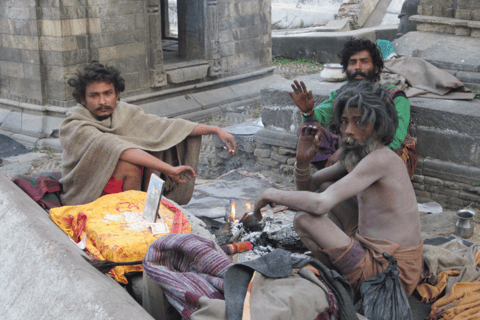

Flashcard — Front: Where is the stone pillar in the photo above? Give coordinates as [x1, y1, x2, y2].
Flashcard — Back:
[146, 0, 167, 87]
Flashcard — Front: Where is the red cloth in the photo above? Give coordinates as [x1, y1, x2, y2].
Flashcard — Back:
[101, 176, 124, 196]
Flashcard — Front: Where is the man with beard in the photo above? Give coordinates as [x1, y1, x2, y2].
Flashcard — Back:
[289, 39, 416, 178]
[253, 81, 423, 297]
[60, 61, 236, 206]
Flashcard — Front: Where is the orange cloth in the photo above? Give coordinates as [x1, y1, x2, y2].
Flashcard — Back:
[429, 281, 480, 320]
[50, 190, 191, 283]
[323, 233, 423, 297]
[417, 251, 480, 305]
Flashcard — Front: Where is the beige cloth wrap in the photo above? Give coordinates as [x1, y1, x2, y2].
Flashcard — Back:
[59, 101, 200, 206]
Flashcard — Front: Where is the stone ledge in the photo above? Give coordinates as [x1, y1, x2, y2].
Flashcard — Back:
[419, 158, 480, 189]
[254, 129, 297, 149]
[410, 15, 480, 37]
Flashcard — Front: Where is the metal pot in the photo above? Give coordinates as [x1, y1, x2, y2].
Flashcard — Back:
[454, 209, 476, 239]
[320, 63, 346, 82]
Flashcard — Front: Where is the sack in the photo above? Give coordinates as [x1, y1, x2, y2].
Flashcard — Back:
[354, 252, 413, 320]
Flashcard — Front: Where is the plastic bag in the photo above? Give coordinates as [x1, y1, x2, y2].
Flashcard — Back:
[354, 252, 413, 320]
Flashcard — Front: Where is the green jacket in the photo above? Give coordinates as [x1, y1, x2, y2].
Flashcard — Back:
[302, 84, 410, 151]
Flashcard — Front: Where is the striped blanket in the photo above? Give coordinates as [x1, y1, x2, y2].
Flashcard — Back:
[143, 234, 234, 319]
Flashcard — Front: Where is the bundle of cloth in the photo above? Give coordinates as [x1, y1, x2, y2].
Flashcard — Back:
[143, 234, 367, 320]
[416, 238, 480, 320]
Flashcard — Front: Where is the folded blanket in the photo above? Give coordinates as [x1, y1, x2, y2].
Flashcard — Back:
[50, 190, 191, 283]
[13, 172, 62, 209]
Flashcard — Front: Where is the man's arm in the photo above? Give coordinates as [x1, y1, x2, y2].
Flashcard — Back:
[387, 95, 410, 151]
[119, 148, 195, 183]
[254, 149, 389, 220]
[189, 124, 237, 153]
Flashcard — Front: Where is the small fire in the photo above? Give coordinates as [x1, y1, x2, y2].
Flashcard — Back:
[245, 202, 251, 211]
[230, 201, 239, 223]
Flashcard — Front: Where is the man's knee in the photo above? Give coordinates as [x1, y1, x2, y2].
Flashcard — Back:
[293, 211, 324, 234]
[113, 160, 142, 180]
[319, 181, 333, 192]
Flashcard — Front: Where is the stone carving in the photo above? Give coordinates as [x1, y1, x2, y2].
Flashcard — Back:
[397, 0, 420, 37]
[152, 70, 167, 87]
[208, 60, 223, 77]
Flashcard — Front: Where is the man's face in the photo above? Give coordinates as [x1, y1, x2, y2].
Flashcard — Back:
[338, 106, 378, 168]
[346, 50, 378, 82]
[81, 81, 119, 120]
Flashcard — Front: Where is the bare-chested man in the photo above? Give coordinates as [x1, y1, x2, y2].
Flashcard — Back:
[254, 81, 423, 296]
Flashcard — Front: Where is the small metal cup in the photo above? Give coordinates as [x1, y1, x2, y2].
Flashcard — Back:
[454, 209, 476, 239]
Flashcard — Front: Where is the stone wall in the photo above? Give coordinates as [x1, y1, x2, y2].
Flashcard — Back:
[0, 0, 273, 147]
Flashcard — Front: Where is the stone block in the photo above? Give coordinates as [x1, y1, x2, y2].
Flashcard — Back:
[112, 29, 145, 46]
[219, 14, 260, 30]
[1, 111, 22, 132]
[457, 0, 480, 10]
[166, 65, 209, 84]
[257, 157, 280, 168]
[472, 29, 480, 37]
[89, 33, 114, 48]
[254, 163, 270, 172]
[63, 49, 88, 66]
[1, 35, 39, 50]
[0, 48, 20, 63]
[219, 41, 235, 56]
[235, 38, 264, 55]
[412, 182, 425, 190]
[287, 157, 296, 165]
[46, 65, 65, 82]
[0, 109, 12, 124]
[20, 113, 45, 138]
[415, 190, 431, 198]
[60, 5, 88, 20]
[425, 177, 443, 186]
[456, 9, 472, 20]
[0, 61, 24, 78]
[39, 6, 61, 20]
[40, 36, 77, 52]
[432, 6, 444, 17]
[270, 152, 288, 163]
[233, 1, 261, 17]
[97, 42, 145, 61]
[456, 27, 471, 36]
[39, 0, 60, 6]
[118, 1, 144, 15]
[231, 24, 264, 41]
[8, 78, 42, 101]
[135, 13, 145, 29]
[254, 148, 270, 158]
[42, 20, 62, 37]
[458, 192, 480, 201]
[23, 64, 41, 81]
[278, 148, 296, 156]
[21, 50, 40, 64]
[12, 19, 38, 36]
[101, 14, 135, 33]
[7, 7, 36, 20]
[42, 50, 64, 66]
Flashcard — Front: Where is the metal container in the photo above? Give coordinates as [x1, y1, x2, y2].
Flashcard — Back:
[320, 63, 346, 82]
[454, 209, 476, 239]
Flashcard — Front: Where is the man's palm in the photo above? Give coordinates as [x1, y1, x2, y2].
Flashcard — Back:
[289, 80, 314, 114]
[297, 125, 322, 163]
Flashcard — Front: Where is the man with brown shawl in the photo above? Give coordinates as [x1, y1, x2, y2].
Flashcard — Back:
[254, 81, 423, 297]
[60, 61, 236, 206]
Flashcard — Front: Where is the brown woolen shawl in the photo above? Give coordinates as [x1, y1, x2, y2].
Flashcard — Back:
[59, 101, 199, 206]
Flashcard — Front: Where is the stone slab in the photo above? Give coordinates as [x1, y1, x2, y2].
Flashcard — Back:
[421, 159, 480, 186]
[272, 26, 398, 63]
[229, 74, 285, 100]
[0, 174, 156, 319]
[393, 31, 480, 72]
[140, 95, 203, 118]
[2, 152, 48, 166]
[0, 134, 30, 163]
[192, 86, 240, 110]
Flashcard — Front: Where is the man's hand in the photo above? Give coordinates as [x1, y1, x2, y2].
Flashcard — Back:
[216, 128, 237, 154]
[325, 148, 343, 168]
[289, 80, 314, 114]
[253, 189, 275, 221]
[168, 165, 196, 183]
[297, 124, 327, 163]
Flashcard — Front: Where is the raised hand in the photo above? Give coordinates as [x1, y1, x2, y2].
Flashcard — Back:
[168, 165, 196, 183]
[296, 124, 323, 164]
[289, 80, 314, 114]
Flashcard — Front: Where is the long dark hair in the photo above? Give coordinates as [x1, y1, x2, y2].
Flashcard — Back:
[68, 61, 125, 104]
[333, 81, 398, 146]
[338, 39, 384, 81]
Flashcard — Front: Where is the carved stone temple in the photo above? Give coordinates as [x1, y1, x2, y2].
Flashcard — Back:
[0, 0, 273, 148]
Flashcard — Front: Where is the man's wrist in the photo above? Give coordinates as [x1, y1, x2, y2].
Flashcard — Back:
[302, 109, 314, 117]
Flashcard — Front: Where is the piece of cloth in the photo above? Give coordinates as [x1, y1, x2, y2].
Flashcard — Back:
[381, 56, 475, 100]
[143, 234, 233, 320]
[224, 249, 360, 320]
[12, 172, 63, 209]
[429, 281, 480, 320]
[220, 241, 252, 255]
[416, 240, 480, 303]
[322, 233, 424, 297]
[101, 176, 124, 196]
[59, 101, 200, 206]
[394, 133, 418, 179]
[50, 190, 191, 283]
